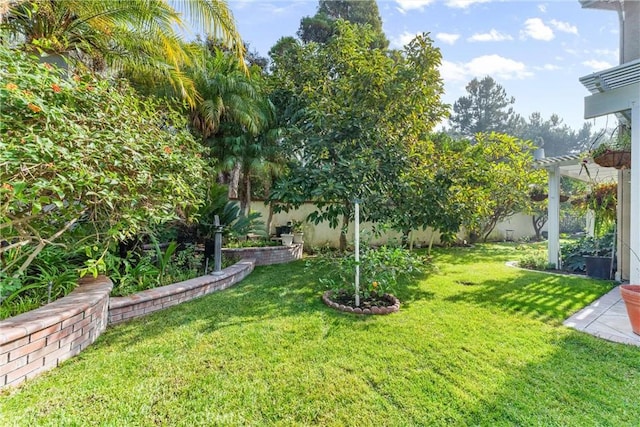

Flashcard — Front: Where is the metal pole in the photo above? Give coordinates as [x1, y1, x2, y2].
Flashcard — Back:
[213, 215, 223, 273]
[354, 200, 360, 307]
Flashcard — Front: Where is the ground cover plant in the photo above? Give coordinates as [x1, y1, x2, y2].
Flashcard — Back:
[2, 244, 637, 425]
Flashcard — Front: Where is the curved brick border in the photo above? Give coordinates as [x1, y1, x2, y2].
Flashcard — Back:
[0, 275, 113, 389]
[321, 290, 400, 315]
[108, 258, 255, 325]
[222, 243, 302, 266]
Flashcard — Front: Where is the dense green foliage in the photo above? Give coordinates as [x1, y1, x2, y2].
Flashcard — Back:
[189, 40, 282, 216]
[1, 245, 634, 425]
[449, 76, 521, 138]
[298, 0, 388, 48]
[314, 245, 426, 299]
[519, 112, 593, 157]
[463, 133, 546, 241]
[270, 21, 447, 249]
[1, 0, 244, 105]
[0, 46, 207, 293]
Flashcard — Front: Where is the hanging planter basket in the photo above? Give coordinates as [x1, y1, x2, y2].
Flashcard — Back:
[559, 195, 570, 203]
[530, 193, 548, 202]
[592, 150, 631, 169]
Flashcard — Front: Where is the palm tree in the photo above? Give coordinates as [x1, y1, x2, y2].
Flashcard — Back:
[1, 0, 244, 106]
[189, 46, 277, 206]
[190, 48, 266, 142]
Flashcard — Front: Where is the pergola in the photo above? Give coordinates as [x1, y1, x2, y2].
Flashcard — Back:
[573, 0, 640, 283]
[533, 155, 618, 272]
[535, 62, 639, 281]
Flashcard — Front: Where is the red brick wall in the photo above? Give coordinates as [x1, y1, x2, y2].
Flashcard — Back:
[0, 256, 266, 390]
[222, 243, 302, 266]
[0, 276, 112, 389]
[108, 258, 255, 325]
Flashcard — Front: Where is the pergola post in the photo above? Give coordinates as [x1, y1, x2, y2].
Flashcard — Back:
[548, 165, 561, 268]
[630, 101, 640, 283]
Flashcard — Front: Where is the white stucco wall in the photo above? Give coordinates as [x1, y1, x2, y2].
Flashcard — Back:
[247, 200, 543, 248]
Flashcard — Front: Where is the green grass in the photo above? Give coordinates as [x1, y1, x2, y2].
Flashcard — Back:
[2, 243, 639, 426]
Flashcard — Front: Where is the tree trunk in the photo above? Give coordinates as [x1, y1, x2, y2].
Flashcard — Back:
[428, 232, 436, 255]
[228, 164, 240, 199]
[482, 218, 499, 242]
[240, 168, 251, 218]
[532, 214, 548, 241]
[265, 175, 274, 235]
[340, 213, 349, 252]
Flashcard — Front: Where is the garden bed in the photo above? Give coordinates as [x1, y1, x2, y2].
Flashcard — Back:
[222, 243, 303, 266]
[109, 259, 255, 324]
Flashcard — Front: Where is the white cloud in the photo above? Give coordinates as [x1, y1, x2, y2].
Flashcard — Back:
[440, 60, 469, 82]
[521, 18, 555, 41]
[467, 29, 513, 42]
[440, 54, 533, 82]
[564, 48, 579, 56]
[593, 48, 619, 59]
[445, 0, 493, 8]
[436, 32, 461, 45]
[395, 0, 434, 13]
[582, 59, 613, 71]
[538, 4, 547, 13]
[534, 64, 561, 71]
[390, 31, 421, 48]
[550, 19, 578, 35]
[396, 0, 491, 12]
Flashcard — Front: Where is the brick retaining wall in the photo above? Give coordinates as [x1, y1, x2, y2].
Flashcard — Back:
[0, 275, 112, 389]
[0, 257, 260, 390]
[222, 243, 302, 266]
[108, 258, 255, 325]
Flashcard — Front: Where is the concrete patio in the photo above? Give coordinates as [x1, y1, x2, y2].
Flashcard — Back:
[564, 285, 640, 347]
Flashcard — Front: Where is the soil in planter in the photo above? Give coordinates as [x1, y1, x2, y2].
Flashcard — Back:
[330, 289, 395, 309]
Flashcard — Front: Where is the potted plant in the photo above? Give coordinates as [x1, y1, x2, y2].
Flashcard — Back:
[620, 285, 640, 335]
[529, 184, 548, 202]
[291, 220, 304, 244]
[582, 182, 617, 279]
[591, 127, 631, 169]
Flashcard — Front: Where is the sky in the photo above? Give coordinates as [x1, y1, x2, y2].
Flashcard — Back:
[225, 0, 622, 131]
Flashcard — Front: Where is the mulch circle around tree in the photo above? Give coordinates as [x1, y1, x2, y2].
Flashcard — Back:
[322, 290, 400, 315]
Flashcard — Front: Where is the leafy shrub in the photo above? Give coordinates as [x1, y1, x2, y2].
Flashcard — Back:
[519, 251, 554, 271]
[0, 45, 208, 280]
[315, 246, 426, 299]
[191, 183, 266, 243]
[0, 246, 85, 319]
[109, 243, 204, 297]
[224, 239, 280, 248]
[560, 231, 615, 273]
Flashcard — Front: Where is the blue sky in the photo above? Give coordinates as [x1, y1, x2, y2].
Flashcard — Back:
[226, 0, 621, 131]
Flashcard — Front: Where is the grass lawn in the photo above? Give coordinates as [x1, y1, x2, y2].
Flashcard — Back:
[2, 244, 639, 426]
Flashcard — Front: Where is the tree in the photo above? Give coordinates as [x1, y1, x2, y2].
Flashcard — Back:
[519, 112, 593, 157]
[449, 76, 522, 138]
[385, 133, 472, 250]
[298, 0, 388, 48]
[458, 133, 546, 242]
[1, 0, 244, 106]
[269, 21, 447, 250]
[0, 46, 207, 279]
[189, 43, 281, 215]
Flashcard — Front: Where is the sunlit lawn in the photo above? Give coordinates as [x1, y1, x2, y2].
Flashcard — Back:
[1, 243, 639, 426]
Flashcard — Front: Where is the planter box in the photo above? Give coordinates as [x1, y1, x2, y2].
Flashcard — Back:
[584, 255, 613, 280]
